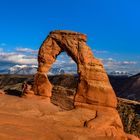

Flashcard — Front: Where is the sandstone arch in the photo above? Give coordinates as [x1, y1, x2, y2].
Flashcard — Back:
[34, 30, 117, 108]
[24, 30, 140, 139]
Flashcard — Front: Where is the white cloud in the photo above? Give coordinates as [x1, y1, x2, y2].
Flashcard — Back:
[102, 58, 137, 66]
[0, 52, 37, 65]
[0, 46, 139, 75]
[101, 58, 138, 74]
[16, 47, 38, 54]
[122, 61, 137, 65]
[107, 58, 114, 61]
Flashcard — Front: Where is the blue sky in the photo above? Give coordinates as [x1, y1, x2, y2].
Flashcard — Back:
[0, 0, 140, 74]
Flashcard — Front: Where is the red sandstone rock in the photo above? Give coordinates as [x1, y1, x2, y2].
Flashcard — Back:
[0, 90, 5, 95]
[22, 82, 34, 96]
[33, 30, 138, 140]
[126, 134, 140, 140]
[34, 72, 52, 97]
[34, 30, 117, 108]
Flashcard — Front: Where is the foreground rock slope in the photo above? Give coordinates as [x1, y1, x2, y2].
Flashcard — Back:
[0, 74, 139, 139]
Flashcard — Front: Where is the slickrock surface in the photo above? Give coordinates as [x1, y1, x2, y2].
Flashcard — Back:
[0, 75, 139, 140]
[0, 94, 136, 140]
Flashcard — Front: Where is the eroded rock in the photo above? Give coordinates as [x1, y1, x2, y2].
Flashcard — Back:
[34, 30, 117, 108]
[33, 30, 139, 140]
[0, 89, 5, 95]
[22, 82, 34, 96]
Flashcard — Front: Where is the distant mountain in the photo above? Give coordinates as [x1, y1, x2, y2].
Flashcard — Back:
[109, 71, 132, 77]
[5, 65, 140, 102]
[49, 68, 65, 75]
[8, 65, 37, 75]
[119, 73, 140, 101]
[7, 65, 69, 75]
[109, 73, 140, 102]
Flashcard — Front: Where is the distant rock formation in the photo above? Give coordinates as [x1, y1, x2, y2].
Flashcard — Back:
[33, 30, 138, 140]
[110, 73, 140, 102]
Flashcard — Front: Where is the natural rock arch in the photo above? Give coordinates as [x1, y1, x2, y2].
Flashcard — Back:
[34, 30, 117, 108]
[24, 30, 140, 140]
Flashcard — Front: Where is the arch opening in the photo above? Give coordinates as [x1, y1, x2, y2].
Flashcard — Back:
[48, 52, 78, 110]
[49, 52, 77, 75]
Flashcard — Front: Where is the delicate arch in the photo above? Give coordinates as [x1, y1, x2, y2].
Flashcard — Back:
[34, 30, 117, 108]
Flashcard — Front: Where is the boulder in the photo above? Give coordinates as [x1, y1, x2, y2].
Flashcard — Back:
[0, 89, 5, 95]
[22, 82, 34, 96]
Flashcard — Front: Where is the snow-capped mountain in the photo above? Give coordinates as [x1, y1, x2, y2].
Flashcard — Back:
[48, 67, 65, 75]
[109, 71, 132, 76]
[8, 65, 70, 75]
[8, 65, 37, 75]
[6, 63, 77, 75]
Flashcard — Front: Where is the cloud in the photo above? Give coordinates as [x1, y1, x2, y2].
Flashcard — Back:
[0, 46, 139, 75]
[0, 47, 38, 73]
[52, 52, 77, 72]
[16, 47, 38, 54]
[101, 58, 138, 74]
[102, 58, 137, 65]
[0, 52, 37, 65]
[121, 61, 137, 65]
[0, 48, 75, 70]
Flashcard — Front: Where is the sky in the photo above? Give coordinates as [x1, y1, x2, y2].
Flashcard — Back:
[0, 0, 140, 74]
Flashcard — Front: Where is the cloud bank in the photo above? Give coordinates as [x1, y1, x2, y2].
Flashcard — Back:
[0, 47, 139, 74]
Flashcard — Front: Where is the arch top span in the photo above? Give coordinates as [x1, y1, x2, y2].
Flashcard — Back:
[50, 30, 86, 35]
[49, 30, 87, 44]
[34, 30, 117, 108]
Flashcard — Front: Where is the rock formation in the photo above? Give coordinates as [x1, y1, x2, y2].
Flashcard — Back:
[33, 30, 139, 140]
[22, 82, 34, 96]
[0, 89, 5, 95]
[34, 30, 117, 108]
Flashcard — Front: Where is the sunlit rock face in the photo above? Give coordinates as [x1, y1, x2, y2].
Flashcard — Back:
[32, 30, 139, 140]
[34, 30, 117, 108]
